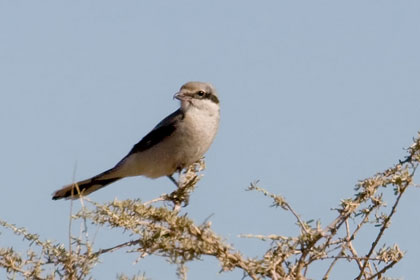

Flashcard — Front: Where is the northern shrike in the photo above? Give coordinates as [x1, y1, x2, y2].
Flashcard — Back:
[52, 81, 220, 200]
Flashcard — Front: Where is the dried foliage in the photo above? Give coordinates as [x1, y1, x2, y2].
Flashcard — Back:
[1, 133, 420, 279]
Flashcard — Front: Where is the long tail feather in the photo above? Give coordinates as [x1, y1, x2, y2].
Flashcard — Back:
[52, 171, 121, 200]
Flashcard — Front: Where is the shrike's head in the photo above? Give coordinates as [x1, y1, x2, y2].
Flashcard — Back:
[174, 82, 219, 112]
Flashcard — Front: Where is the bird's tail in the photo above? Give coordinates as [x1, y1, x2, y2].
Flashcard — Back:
[52, 169, 121, 200]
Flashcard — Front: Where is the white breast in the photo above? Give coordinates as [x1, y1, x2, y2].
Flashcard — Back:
[176, 101, 220, 166]
[115, 99, 220, 179]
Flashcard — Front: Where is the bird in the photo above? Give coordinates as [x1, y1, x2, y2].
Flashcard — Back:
[52, 81, 220, 200]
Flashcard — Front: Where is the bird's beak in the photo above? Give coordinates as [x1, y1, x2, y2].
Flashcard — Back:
[174, 91, 187, 101]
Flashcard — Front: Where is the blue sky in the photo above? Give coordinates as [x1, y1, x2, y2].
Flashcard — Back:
[1, 1, 420, 279]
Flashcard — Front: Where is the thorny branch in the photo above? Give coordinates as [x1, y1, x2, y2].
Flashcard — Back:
[0, 133, 420, 279]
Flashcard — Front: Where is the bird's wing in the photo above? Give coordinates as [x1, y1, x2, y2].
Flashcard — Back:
[127, 109, 185, 154]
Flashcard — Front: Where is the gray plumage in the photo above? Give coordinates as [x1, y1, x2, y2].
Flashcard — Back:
[52, 81, 220, 200]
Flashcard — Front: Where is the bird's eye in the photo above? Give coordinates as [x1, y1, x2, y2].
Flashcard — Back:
[197, 91, 205, 97]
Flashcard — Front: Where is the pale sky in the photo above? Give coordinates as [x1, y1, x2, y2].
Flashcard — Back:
[1, 1, 420, 279]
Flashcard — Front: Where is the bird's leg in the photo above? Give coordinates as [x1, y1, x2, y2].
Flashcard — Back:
[177, 168, 182, 188]
[167, 175, 178, 187]
[167, 167, 183, 188]
[167, 170, 184, 211]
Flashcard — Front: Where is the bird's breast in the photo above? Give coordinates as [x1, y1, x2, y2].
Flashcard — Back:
[174, 107, 219, 165]
[120, 106, 220, 179]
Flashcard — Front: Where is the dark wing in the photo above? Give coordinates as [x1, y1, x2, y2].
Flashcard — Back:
[127, 109, 185, 154]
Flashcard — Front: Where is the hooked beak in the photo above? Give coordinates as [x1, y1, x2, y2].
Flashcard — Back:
[173, 91, 188, 101]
